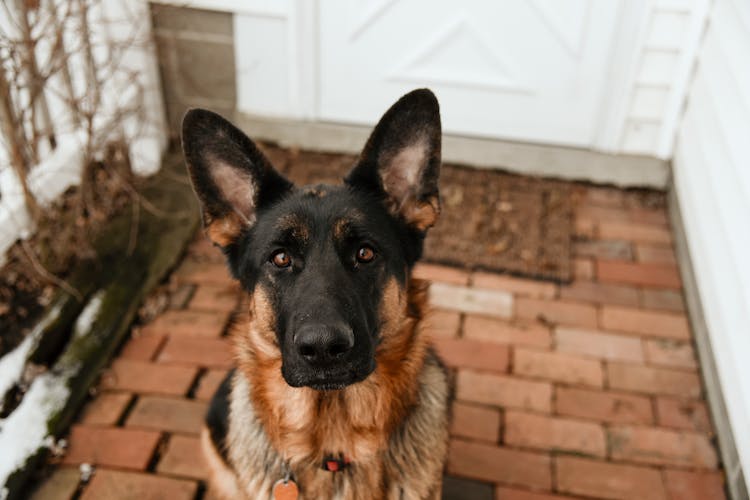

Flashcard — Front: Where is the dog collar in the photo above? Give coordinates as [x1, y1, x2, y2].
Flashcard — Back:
[321, 454, 351, 472]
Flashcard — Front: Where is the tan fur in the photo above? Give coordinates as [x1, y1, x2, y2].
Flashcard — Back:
[332, 218, 350, 241]
[303, 186, 329, 198]
[212, 276, 449, 499]
[206, 211, 247, 247]
[201, 426, 242, 499]
[403, 196, 440, 231]
[275, 214, 310, 243]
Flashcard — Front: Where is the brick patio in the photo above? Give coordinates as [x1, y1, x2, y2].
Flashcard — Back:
[30, 186, 726, 500]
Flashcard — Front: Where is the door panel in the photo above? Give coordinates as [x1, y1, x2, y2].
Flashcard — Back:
[318, 0, 622, 147]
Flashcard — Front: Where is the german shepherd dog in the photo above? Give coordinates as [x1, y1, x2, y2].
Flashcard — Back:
[181, 89, 450, 499]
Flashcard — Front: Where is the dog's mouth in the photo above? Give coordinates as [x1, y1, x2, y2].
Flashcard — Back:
[307, 381, 350, 391]
[282, 361, 375, 391]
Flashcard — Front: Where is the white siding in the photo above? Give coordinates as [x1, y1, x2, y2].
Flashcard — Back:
[618, 0, 710, 157]
[672, 0, 750, 496]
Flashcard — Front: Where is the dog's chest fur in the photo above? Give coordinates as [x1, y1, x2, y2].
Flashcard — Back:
[213, 351, 449, 500]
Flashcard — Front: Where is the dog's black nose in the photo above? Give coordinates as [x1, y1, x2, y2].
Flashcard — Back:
[295, 324, 354, 365]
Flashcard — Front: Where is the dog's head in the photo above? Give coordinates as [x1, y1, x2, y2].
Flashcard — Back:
[182, 89, 441, 390]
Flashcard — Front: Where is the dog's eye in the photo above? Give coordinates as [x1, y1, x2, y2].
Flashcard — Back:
[356, 245, 375, 264]
[271, 250, 292, 268]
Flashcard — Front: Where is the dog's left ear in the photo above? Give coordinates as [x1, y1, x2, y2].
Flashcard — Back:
[345, 88, 441, 232]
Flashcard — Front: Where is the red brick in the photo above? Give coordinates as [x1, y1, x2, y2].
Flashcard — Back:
[664, 470, 726, 500]
[504, 410, 606, 457]
[471, 272, 557, 299]
[413, 263, 470, 285]
[636, 243, 677, 265]
[640, 288, 685, 312]
[607, 363, 701, 397]
[556, 456, 667, 500]
[102, 359, 198, 396]
[463, 316, 551, 348]
[63, 426, 160, 470]
[555, 327, 644, 362]
[450, 402, 501, 442]
[142, 310, 229, 338]
[424, 309, 461, 338]
[456, 370, 551, 412]
[81, 469, 196, 500]
[515, 298, 598, 328]
[448, 439, 551, 489]
[80, 392, 132, 426]
[188, 284, 238, 312]
[514, 348, 603, 387]
[120, 334, 166, 361]
[195, 369, 229, 402]
[597, 260, 682, 289]
[656, 397, 712, 432]
[495, 487, 577, 500]
[559, 281, 639, 307]
[607, 426, 718, 468]
[556, 387, 653, 425]
[573, 258, 595, 280]
[157, 434, 208, 480]
[644, 339, 697, 369]
[434, 338, 509, 373]
[157, 336, 233, 369]
[127, 396, 207, 434]
[601, 306, 690, 340]
[573, 240, 634, 261]
[430, 283, 513, 318]
[598, 222, 672, 245]
[175, 260, 234, 286]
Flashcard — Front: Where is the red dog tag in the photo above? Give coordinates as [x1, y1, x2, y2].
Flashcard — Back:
[273, 478, 299, 500]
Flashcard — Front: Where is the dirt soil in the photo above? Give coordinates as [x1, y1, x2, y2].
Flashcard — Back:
[0, 150, 136, 357]
[262, 143, 575, 282]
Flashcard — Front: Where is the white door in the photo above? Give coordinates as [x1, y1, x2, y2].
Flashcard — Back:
[318, 0, 621, 147]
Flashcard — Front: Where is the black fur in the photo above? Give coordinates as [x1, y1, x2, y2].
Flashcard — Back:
[206, 369, 234, 463]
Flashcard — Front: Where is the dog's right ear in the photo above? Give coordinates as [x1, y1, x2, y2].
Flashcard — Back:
[182, 109, 293, 248]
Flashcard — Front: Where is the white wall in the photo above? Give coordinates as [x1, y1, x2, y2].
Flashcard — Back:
[672, 0, 750, 497]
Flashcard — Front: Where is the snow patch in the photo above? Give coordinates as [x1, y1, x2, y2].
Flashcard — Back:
[0, 336, 35, 409]
[0, 369, 71, 486]
[0, 302, 63, 410]
[73, 292, 104, 340]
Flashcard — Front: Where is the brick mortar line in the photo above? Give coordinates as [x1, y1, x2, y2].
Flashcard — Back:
[193, 481, 207, 500]
[186, 368, 207, 399]
[116, 394, 139, 427]
[146, 433, 171, 473]
[456, 312, 466, 339]
[150, 334, 169, 362]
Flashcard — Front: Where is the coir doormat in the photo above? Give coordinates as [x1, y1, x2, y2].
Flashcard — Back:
[264, 144, 573, 282]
